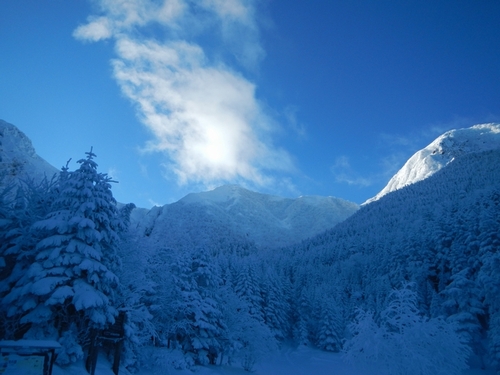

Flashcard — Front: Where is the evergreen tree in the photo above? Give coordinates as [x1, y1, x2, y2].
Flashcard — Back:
[260, 266, 290, 340]
[315, 296, 343, 352]
[478, 191, 500, 368]
[441, 267, 484, 344]
[487, 311, 500, 369]
[290, 275, 312, 346]
[217, 282, 276, 370]
[2, 149, 123, 361]
[114, 215, 159, 371]
[343, 284, 471, 375]
[0, 175, 57, 338]
[233, 262, 263, 322]
[168, 248, 226, 364]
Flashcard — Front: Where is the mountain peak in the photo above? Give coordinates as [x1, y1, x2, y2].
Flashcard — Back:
[138, 184, 359, 248]
[365, 123, 500, 204]
[0, 119, 58, 184]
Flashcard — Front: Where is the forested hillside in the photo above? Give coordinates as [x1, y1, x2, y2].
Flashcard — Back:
[117, 147, 500, 372]
[1, 124, 499, 374]
[283, 148, 500, 369]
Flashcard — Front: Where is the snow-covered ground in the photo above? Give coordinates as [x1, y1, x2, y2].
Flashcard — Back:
[53, 346, 495, 375]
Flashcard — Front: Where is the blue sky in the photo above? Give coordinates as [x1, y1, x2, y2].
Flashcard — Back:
[1, 0, 499, 208]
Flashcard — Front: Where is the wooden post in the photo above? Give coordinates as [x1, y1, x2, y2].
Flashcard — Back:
[112, 339, 123, 375]
[99, 311, 126, 375]
[85, 330, 99, 375]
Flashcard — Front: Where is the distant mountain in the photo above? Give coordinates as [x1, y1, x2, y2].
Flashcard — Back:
[365, 123, 500, 204]
[0, 119, 58, 185]
[0, 119, 359, 249]
[132, 184, 359, 249]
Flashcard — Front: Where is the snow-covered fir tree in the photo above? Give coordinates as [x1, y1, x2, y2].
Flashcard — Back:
[343, 284, 471, 375]
[1, 149, 125, 363]
[0, 175, 57, 339]
[260, 265, 290, 341]
[167, 247, 226, 365]
[315, 295, 343, 352]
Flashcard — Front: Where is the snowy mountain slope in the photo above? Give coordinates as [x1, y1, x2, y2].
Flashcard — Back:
[133, 185, 359, 249]
[364, 123, 500, 204]
[286, 148, 500, 366]
[0, 119, 58, 185]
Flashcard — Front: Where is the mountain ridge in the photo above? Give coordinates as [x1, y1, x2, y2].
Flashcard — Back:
[0, 119, 58, 185]
[364, 123, 500, 204]
[133, 184, 359, 249]
[4, 118, 500, 249]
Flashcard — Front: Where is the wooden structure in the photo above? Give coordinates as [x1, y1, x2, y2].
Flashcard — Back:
[0, 340, 61, 375]
[85, 311, 126, 375]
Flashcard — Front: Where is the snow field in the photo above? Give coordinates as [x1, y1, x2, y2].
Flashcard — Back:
[53, 345, 496, 375]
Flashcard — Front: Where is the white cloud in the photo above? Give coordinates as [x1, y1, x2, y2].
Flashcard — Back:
[107, 167, 119, 181]
[332, 155, 350, 169]
[74, 0, 292, 191]
[379, 133, 414, 147]
[76, 0, 185, 33]
[203, 0, 249, 20]
[73, 16, 112, 41]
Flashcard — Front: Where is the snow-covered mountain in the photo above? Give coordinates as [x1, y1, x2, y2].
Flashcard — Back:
[364, 123, 500, 204]
[133, 184, 359, 249]
[0, 119, 58, 185]
[285, 146, 500, 365]
[0, 119, 358, 249]
[3, 118, 500, 372]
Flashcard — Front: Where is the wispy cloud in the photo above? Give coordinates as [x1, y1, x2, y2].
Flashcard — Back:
[107, 166, 119, 181]
[378, 152, 406, 180]
[74, 0, 291, 190]
[378, 133, 414, 148]
[283, 106, 307, 139]
[331, 156, 372, 187]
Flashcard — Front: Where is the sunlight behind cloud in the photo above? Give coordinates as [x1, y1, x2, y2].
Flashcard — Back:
[74, 0, 292, 190]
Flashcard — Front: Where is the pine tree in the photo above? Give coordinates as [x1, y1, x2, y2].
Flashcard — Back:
[343, 284, 471, 375]
[477, 191, 500, 368]
[233, 262, 263, 322]
[2, 149, 123, 360]
[168, 247, 226, 364]
[315, 295, 343, 352]
[260, 266, 290, 340]
[0, 175, 57, 338]
[487, 311, 500, 369]
[441, 268, 484, 344]
[290, 274, 313, 346]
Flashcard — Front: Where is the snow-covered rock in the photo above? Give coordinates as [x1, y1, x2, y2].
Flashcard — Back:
[133, 185, 359, 249]
[364, 123, 500, 204]
[0, 119, 58, 185]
